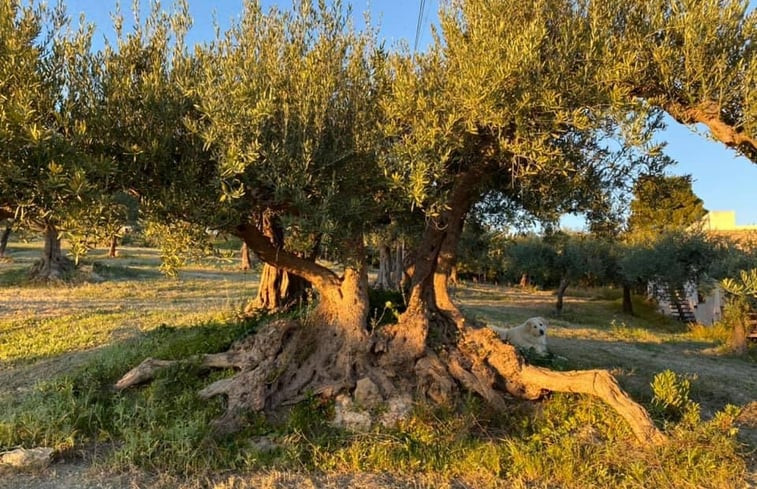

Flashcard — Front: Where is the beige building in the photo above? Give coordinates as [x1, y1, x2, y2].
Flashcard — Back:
[699, 210, 757, 232]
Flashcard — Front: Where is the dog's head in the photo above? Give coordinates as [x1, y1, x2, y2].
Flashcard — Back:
[525, 317, 548, 337]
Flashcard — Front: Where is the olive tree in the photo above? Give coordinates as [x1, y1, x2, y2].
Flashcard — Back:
[116, 0, 755, 445]
[0, 1, 116, 279]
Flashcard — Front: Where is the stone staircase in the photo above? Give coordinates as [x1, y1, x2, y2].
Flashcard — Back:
[658, 287, 697, 323]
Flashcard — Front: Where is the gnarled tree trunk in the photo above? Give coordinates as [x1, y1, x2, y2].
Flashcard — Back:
[117, 182, 665, 445]
[29, 224, 74, 281]
[245, 210, 310, 313]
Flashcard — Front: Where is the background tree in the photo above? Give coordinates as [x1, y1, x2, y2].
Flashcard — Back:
[721, 269, 757, 353]
[627, 174, 707, 241]
[0, 1, 113, 279]
[620, 231, 718, 321]
[616, 174, 709, 314]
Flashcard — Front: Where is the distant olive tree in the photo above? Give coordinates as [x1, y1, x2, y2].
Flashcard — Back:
[721, 269, 757, 353]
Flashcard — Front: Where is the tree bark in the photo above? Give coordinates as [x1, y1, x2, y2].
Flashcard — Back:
[460, 327, 666, 445]
[29, 224, 74, 281]
[108, 235, 118, 258]
[730, 319, 747, 354]
[556, 277, 569, 313]
[662, 99, 757, 163]
[0, 224, 10, 258]
[432, 202, 468, 329]
[391, 240, 405, 290]
[242, 211, 312, 313]
[728, 300, 749, 354]
[240, 242, 252, 270]
[375, 243, 393, 289]
[622, 284, 634, 315]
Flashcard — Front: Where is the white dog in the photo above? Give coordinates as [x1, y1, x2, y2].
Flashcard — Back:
[490, 317, 548, 355]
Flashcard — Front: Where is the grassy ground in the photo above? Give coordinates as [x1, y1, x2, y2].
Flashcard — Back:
[1, 239, 755, 488]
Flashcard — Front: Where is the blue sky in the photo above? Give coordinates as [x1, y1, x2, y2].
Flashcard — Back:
[63, 0, 757, 227]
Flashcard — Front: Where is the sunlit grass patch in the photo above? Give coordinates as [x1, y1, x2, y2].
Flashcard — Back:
[0, 318, 260, 460]
[687, 321, 731, 345]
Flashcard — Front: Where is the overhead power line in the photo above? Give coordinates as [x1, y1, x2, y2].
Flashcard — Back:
[414, 0, 426, 53]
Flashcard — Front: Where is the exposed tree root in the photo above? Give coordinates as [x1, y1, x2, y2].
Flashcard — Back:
[116, 318, 666, 444]
[458, 327, 666, 445]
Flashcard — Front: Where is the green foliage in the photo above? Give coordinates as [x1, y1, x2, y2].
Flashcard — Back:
[722, 268, 757, 301]
[143, 220, 215, 277]
[0, 1, 117, 239]
[621, 231, 718, 296]
[597, 0, 757, 161]
[650, 370, 700, 425]
[503, 233, 617, 303]
[628, 174, 707, 242]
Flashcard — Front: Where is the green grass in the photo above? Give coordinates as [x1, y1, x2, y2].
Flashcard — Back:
[0, 242, 754, 487]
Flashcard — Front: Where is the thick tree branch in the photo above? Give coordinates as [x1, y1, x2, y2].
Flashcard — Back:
[235, 222, 340, 293]
[662, 100, 757, 163]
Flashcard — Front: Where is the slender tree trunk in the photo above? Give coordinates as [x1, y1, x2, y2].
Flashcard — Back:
[432, 202, 468, 329]
[391, 240, 405, 290]
[375, 243, 393, 289]
[380, 167, 485, 369]
[556, 278, 569, 313]
[0, 224, 10, 258]
[240, 242, 252, 270]
[108, 235, 118, 258]
[622, 284, 634, 315]
[519, 273, 531, 288]
[29, 223, 74, 280]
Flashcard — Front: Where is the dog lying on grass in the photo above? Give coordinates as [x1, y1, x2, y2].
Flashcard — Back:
[489, 317, 548, 355]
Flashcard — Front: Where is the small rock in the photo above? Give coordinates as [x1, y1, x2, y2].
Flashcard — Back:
[332, 394, 372, 432]
[380, 394, 413, 428]
[250, 436, 279, 453]
[0, 447, 53, 471]
[353, 377, 382, 407]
